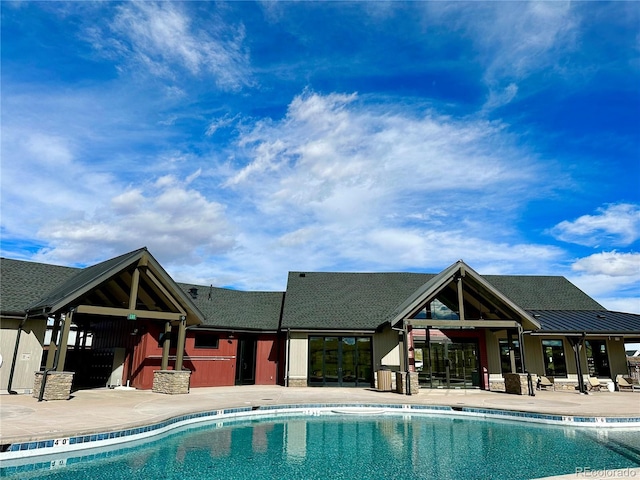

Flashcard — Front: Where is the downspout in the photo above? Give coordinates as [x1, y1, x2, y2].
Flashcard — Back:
[285, 328, 291, 387]
[7, 313, 29, 394]
[517, 324, 534, 396]
[404, 322, 411, 395]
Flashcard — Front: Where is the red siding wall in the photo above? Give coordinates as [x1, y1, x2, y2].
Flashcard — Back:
[126, 326, 282, 389]
[187, 335, 237, 388]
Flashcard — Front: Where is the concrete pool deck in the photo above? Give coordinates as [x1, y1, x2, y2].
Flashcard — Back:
[1, 386, 639, 445]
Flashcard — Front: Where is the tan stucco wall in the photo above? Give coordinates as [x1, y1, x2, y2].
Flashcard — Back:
[287, 332, 309, 385]
[486, 331, 502, 376]
[0, 318, 46, 394]
[373, 326, 401, 371]
[607, 337, 628, 378]
[523, 335, 544, 376]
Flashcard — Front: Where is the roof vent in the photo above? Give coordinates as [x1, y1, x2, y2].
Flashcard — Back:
[188, 287, 198, 299]
[596, 314, 606, 319]
[299, 273, 306, 277]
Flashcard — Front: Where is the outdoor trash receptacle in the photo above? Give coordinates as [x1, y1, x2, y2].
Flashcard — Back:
[377, 369, 392, 391]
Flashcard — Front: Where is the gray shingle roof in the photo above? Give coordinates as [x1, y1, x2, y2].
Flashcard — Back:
[1, 253, 621, 335]
[28, 248, 148, 312]
[529, 310, 640, 334]
[281, 272, 434, 330]
[485, 275, 605, 311]
[0, 258, 78, 316]
[178, 284, 283, 331]
[281, 271, 608, 330]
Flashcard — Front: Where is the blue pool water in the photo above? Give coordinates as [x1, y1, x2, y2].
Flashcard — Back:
[3, 413, 640, 479]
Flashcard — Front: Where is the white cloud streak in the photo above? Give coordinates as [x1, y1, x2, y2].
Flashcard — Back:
[424, 2, 580, 109]
[35, 174, 235, 266]
[87, 2, 251, 90]
[551, 204, 640, 247]
[198, 90, 566, 287]
[568, 251, 640, 313]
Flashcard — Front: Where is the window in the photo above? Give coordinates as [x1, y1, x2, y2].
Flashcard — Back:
[308, 336, 372, 387]
[194, 333, 219, 349]
[541, 339, 567, 377]
[499, 339, 522, 374]
[585, 340, 610, 378]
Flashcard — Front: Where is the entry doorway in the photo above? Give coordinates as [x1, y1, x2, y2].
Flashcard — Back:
[308, 336, 372, 387]
[415, 331, 481, 389]
[236, 337, 257, 385]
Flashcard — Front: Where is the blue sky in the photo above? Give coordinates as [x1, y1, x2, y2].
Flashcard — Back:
[2, 1, 639, 313]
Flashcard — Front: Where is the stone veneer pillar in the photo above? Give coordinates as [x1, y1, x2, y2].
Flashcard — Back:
[152, 370, 191, 394]
[395, 372, 407, 394]
[33, 371, 74, 401]
[408, 372, 419, 395]
[395, 371, 420, 395]
[504, 373, 529, 395]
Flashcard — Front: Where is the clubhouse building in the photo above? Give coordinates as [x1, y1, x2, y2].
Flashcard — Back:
[1, 247, 639, 397]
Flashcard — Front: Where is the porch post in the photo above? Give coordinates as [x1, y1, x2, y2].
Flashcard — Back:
[161, 321, 171, 370]
[175, 316, 187, 371]
[45, 314, 61, 370]
[456, 275, 465, 321]
[517, 325, 527, 373]
[129, 266, 140, 310]
[569, 335, 587, 394]
[508, 331, 517, 373]
[517, 325, 534, 396]
[55, 309, 74, 372]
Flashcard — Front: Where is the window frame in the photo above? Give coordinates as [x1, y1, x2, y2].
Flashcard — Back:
[194, 333, 220, 349]
[541, 339, 567, 378]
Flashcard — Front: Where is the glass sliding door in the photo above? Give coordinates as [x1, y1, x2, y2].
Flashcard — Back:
[324, 337, 340, 385]
[356, 337, 372, 385]
[422, 333, 480, 389]
[341, 338, 357, 386]
[308, 336, 372, 387]
[585, 340, 610, 378]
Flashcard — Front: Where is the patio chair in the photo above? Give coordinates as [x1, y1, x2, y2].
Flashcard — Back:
[537, 375, 555, 391]
[616, 375, 638, 392]
[587, 376, 602, 392]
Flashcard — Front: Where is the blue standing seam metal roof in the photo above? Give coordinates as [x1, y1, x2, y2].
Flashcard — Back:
[528, 310, 640, 335]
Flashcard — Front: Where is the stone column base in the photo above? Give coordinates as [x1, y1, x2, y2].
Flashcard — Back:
[395, 372, 419, 395]
[152, 370, 191, 394]
[408, 372, 419, 395]
[33, 371, 74, 401]
[287, 378, 307, 387]
[396, 372, 407, 394]
[504, 373, 529, 395]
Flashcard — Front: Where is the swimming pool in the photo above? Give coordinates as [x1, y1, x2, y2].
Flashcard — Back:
[2, 409, 639, 479]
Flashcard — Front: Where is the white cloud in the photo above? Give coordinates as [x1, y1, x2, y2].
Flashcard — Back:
[35, 176, 235, 267]
[424, 2, 580, 110]
[572, 251, 640, 277]
[551, 204, 640, 247]
[446, 2, 579, 85]
[188, 90, 567, 287]
[567, 252, 640, 313]
[228, 91, 542, 201]
[89, 2, 251, 90]
[483, 83, 518, 111]
[597, 297, 640, 315]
